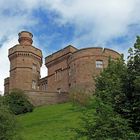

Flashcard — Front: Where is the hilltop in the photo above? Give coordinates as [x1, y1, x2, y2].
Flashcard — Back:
[18, 103, 83, 140]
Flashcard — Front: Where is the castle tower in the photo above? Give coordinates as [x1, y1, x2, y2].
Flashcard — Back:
[7, 31, 42, 92]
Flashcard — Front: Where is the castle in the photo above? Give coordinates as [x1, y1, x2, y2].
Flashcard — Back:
[4, 31, 120, 106]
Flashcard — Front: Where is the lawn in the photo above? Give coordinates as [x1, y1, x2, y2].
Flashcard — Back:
[18, 103, 83, 140]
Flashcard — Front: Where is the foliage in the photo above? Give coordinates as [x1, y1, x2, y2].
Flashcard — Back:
[0, 96, 20, 140]
[122, 36, 140, 132]
[75, 98, 135, 140]
[4, 89, 34, 115]
[75, 37, 140, 140]
[95, 57, 127, 109]
[69, 87, 90, 106]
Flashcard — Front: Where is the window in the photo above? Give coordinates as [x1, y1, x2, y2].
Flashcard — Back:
[68, 68, 71, 76]
[55, 69, 62, 81]
[32, 80, 36, 89]
[96, 60, 103, 68]
[32, 64, 37, 73]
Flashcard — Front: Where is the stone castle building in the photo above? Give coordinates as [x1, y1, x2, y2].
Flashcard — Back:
[4, 31, 120, 105]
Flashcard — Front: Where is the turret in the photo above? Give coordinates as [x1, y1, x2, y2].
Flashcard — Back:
[18, 31, 33, 46]
[7, 31, 42, 92]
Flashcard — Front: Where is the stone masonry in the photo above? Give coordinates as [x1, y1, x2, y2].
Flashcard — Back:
[4, 31, 121, 106]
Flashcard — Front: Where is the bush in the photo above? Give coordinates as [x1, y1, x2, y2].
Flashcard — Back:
[69, 87, 90, 106]
[4, 89, 34, 115]
[0, 96, 19, 140]
[75, 98, 137, 140]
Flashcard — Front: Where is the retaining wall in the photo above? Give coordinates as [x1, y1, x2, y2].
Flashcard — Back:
[24, 90, 69, 106]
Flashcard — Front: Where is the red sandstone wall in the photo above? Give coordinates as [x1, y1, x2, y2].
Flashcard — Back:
[45, 46, 77, 92]
[68, 47, 121, 91]
[46, 57, 69, 92]
[24, 91, 69, 106]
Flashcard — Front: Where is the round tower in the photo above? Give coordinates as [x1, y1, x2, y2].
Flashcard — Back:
[68, 47, 121, 91]
[8, 31, 42, 91]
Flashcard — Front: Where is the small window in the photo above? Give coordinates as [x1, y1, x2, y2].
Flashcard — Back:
[32, 80, 36, 89]
[55, 69, 62, 81]
[96, 60, 103, 68]
[68, 68, 71, 76]
[32, 64, 37, 73]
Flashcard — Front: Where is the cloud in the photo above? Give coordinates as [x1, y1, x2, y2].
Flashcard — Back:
[1, 0, 140, 94]
[0, 0, 41, 94]
[42, 0, 140, 47]
[0, 36, 18, 94]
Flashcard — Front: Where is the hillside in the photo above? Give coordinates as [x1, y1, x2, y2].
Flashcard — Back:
[18, 103, 83, 140]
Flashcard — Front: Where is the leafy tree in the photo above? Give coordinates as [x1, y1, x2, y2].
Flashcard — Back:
[123, 36, 140, 132]
[75, 98, 134, 140]
[4, 89, 34, 115]
[95, 57, 127, 109]
[0, 96, 20, 140]
[75, 51, 140, 139]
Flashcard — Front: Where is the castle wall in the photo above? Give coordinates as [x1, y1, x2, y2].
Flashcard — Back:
[46, 58, 69, 92]
[45, 46, 121, 93]
[45, 46, 77, 92]
[4, 31, 121, 106]
[24, 91, 69, 106]
[39, 76, 48, 91]
[4, 77, 9, 94]
[68, 47, 121, 91]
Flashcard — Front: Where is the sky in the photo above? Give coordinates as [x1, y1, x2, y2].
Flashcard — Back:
[0, 0, 140, 94]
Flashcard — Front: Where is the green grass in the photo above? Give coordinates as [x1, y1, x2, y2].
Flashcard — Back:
[17, 103, 83, 140]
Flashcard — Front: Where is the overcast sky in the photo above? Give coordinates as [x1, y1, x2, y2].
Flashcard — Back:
[0, 0, 140, 94]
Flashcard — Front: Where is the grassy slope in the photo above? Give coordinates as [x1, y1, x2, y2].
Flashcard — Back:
[18, 103, 83, 140]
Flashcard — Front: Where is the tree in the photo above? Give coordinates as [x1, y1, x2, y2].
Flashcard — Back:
[95, 57, 127, 109]
[123, 36, 140, 132]
[75, 56, 140, 139]
[75, 36, 140, 139]
[0, 96, 20, 140]
[75, 58, 134, 139]
[75, 98, 133, 140]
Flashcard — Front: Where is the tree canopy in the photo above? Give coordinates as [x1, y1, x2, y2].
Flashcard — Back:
[75, 36, 140, 139]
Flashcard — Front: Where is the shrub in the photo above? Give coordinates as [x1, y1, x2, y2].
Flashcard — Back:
[75, 98, 137, 140]
[69, 87, 90, 106]
[0, 96, 19, 140]
[4, 89, 34, 115]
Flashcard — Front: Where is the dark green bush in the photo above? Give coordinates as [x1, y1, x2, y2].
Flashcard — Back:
[5, 89, 34, 115]
[0, 96, 19, 140]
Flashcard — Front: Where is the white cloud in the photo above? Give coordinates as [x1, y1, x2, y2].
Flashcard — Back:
[0, 0, 40, 94]
[0, 36, 18, 94]
[42, 0, 140, 46]
[1, 0, 140, 94]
